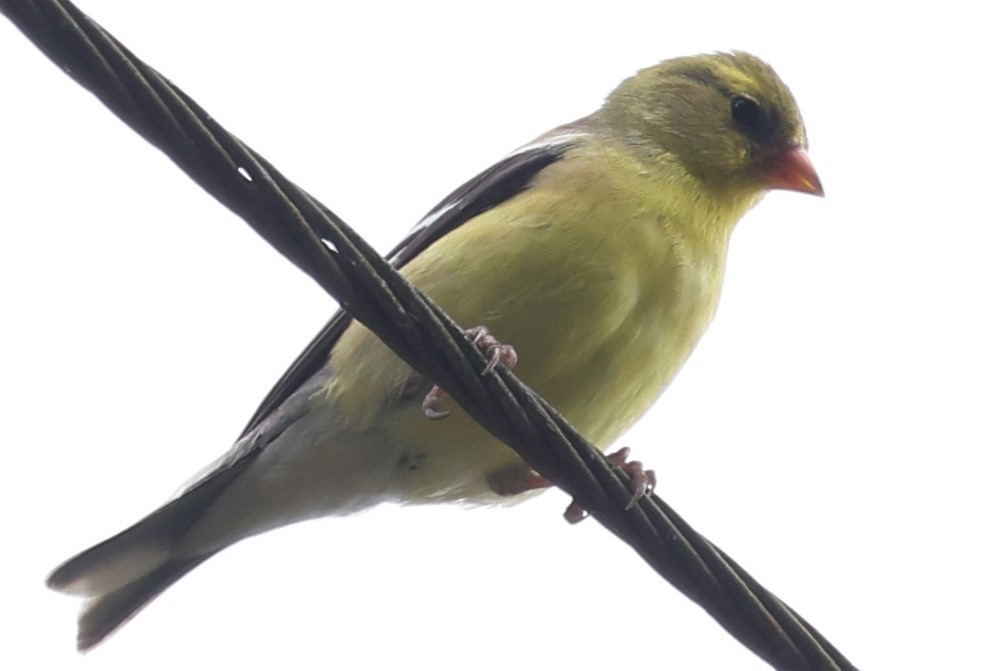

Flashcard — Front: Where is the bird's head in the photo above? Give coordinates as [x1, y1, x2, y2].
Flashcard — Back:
[599, 51, 823, 198]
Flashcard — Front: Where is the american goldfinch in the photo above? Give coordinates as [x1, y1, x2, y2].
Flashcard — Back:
[48, 51, 822, 650]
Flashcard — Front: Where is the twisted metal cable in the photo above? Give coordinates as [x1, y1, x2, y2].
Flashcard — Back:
[1, 2, 858, 669]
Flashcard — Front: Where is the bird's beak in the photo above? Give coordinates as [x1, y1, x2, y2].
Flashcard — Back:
[765, 146, 824, 196]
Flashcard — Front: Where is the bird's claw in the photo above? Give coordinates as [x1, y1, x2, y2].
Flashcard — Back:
[563, 447, 656, 524]
[563, 500, 589, 524]
[486, 446, 656, 524]
[423, 325, 517, 419]
[465, 325, 518, 375]
[422, 386, 451, 419]
[606, 446, 657, 509]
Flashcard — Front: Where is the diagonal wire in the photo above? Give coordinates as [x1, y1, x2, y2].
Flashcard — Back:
[0, 2, 858, 669]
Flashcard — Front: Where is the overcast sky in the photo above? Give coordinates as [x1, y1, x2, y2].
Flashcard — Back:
[2, 2, 1003, 669]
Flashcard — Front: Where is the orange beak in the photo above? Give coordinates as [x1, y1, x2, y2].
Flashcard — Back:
[764, 146, 824, 196]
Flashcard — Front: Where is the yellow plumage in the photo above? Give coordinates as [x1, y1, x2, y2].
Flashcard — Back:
[330, 138, 761, 502]
[47, 50, 822, 650]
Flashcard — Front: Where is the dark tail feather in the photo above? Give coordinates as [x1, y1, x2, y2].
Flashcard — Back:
[76, 555, 212, 651]
[48, 451, 260, 649]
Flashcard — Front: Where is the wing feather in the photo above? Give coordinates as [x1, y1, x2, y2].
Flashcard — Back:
[239, 136, 581, 437]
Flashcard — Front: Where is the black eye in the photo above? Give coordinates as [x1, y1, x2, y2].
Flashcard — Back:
[730, 95, 763, 131]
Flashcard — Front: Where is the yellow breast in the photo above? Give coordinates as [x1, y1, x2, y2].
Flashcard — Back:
[326, 140, 755, 503]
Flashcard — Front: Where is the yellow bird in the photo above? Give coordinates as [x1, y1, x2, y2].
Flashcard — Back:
[48, 50, 822, 650]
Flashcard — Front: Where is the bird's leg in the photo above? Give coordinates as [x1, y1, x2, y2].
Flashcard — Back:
[487, 465, 552, 496]
[489, 446, 656, 524]
[421, 326, 518, 419]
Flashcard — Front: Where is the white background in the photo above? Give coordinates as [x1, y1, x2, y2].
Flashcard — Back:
[2, 1, 1004, 669]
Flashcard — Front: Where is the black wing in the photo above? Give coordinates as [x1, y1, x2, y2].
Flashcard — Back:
[238, 136, 580, 437]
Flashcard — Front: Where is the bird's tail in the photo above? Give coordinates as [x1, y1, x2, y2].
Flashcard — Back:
[53, 552, 213, 651]
[47, 452, 256, 650]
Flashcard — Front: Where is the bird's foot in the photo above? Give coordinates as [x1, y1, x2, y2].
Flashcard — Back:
[421, 386, 451, 419]
[607, 446, 657, 509]
[564, 447, 656, 524]
[422, 326, 518, 419]
[487, 446, 656, 525]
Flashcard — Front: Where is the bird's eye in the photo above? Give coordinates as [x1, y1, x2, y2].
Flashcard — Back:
[730, 95, 763, 131]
